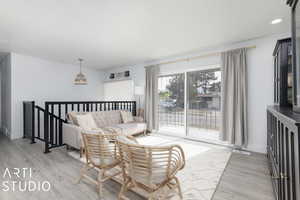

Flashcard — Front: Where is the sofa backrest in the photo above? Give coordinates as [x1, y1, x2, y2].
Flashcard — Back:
[67, 110, 126, 128]
[92, 110, 122, 127]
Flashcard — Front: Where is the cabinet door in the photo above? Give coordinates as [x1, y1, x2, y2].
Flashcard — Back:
[267, 112, 280, 200]
[279, 43, 289, 106]
[267, 109, 300, 200]
[277, 50, 281, 104]
[278, 124, 299, 200]
[282, 126, 289, 200]
[278, 122, 283, 200]
[294, 132, 300, 199]
[274, 55, 277, 103]
[274, 50, 281, 104]
[287, 131, 297, 200]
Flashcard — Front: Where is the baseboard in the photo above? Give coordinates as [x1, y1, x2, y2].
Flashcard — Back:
[155, 131, 267, 156]
[0, 126, 11, 139]
[232, 149, 251, 155]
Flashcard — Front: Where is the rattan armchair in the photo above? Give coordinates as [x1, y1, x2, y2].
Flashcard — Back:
[78, 132, 122, 198]
[117, 137, 185, 200]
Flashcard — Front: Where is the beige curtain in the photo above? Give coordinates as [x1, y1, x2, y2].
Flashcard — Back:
[221, 48, 248, 147]
[144, 65, 159, 131]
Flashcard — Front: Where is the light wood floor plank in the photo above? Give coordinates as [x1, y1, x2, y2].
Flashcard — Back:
[212, 152, 274, 200]
[0, 134, 275, 200]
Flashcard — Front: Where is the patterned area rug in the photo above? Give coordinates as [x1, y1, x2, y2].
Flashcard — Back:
[68, 134, 231, 200]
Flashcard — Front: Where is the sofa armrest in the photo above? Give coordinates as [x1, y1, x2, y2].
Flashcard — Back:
[133, 116, 144, 122]
[63, 123, 83, 149]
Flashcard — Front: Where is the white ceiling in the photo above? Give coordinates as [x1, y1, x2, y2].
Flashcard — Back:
[0, 0, 291, 69]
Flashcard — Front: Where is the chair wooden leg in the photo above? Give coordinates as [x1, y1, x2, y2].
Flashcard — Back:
[97, 170, 104, 199]
[148, 192, 156, 200]
[173, 177, 183, 199]
[118, 179, 130, 200]
[80, 147, 84, 158]
[76, 164, 89, 184]
[118, 184, 126, 200]
[159, 187, 168, 200]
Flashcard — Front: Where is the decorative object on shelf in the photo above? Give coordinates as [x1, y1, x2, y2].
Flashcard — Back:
[108, 70, 131, 81]
[134, 86, 144, 116]
[74, 58, 88, 85]
[109, 73, 115, 79]
[124, 70, 130, 77]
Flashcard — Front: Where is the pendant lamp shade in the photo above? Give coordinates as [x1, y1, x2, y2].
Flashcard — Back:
[74, 58, 88, 85]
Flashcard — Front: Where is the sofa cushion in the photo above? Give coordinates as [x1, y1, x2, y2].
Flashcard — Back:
[117, 135, 137, 145]
[67, 112, 88, 126]
[76, 114, 98, 130]
[105, 111, 123, 126]
[91, 112, 107, 127]
[101, 126, 123, 135]
[91, 157, 116, 166]
[92, 111, 122, 127]
[133, 116, 144, 122]
[112, 122, 146, 135]
[120, 111, 134, 123]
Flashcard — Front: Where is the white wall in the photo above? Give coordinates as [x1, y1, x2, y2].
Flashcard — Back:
[0, 53, 12, 138]
[103, 33, 289, 153]
[104, 80, 134, 101]
[103, 65, 146, 108]
[10, 53, 104, 139]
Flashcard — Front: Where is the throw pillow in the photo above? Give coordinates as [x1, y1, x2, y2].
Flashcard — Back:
[120, 111, 134, 123]
[76, 114, 98, 130]
[67, 112, 87, 126]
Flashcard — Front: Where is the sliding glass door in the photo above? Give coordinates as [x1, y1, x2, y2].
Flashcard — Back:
[186, 69, 221, 140]
[157, 67, 221, 141]
[158, 74, 185, 136]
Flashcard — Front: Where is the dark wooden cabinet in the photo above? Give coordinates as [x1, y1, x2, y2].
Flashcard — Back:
[268, 2, 300, 200]
[273, 38, 293, 107]
[268, 38, 300, 200]
[267, 106, 300, 200]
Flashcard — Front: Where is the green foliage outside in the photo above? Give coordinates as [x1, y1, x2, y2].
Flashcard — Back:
[159, 70, 221, 109]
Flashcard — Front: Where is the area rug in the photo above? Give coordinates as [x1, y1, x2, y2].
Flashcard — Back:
[68, 134, 231, 200]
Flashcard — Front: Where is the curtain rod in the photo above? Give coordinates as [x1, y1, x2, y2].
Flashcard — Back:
[144, 45, 256, 68]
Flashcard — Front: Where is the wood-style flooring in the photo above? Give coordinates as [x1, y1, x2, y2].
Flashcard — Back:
[0, 134, 274, 200]
[213, 152, 274, 200]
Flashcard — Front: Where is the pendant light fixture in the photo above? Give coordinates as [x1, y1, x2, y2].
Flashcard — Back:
[74, 58, 88, 85]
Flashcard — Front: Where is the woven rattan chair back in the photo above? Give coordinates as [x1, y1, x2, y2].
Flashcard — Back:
[78, 133, 122, 198]
[118, 140, 185, 196]
[82, 133, 119, 169]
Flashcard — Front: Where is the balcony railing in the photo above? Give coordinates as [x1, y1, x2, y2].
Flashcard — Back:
[158, 106, 221, 130]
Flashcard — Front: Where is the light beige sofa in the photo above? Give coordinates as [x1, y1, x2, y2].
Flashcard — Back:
[63, 110, 146, 150]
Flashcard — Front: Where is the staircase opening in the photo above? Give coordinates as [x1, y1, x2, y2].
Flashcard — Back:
[23, 101, 137, 153]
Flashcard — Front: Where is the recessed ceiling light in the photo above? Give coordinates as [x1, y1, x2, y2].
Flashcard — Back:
[271, 18, 283, 25]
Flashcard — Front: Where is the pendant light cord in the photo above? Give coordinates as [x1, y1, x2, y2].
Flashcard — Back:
[79, 58, 83, 73]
